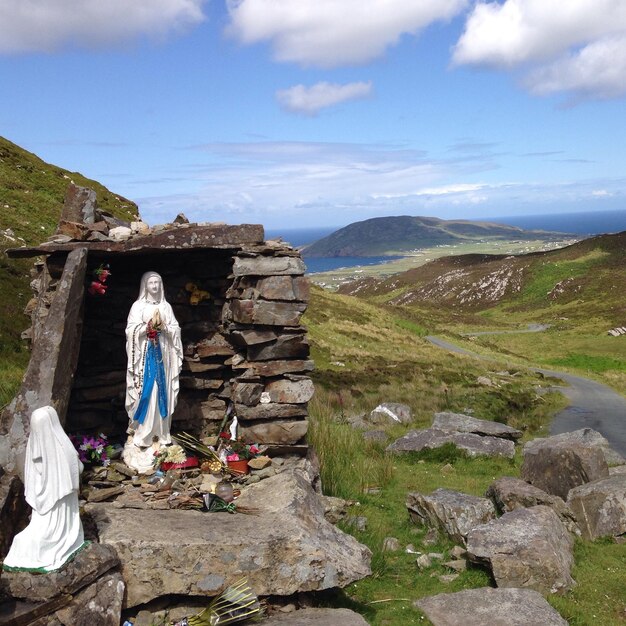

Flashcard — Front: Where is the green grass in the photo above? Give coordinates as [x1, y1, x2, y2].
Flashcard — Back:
[546, 353, 626, 374]
[305, 286, 625, 625]
[0, 135, 140, 406]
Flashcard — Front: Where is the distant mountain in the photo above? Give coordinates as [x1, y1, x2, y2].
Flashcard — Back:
[301, 215, 569, 257]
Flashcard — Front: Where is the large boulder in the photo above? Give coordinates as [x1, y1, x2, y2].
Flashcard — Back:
[260, 608, 369, 625]
[466, 506, 575, 595]
[486, 476, 579, 535]
[567, 474, 626, 540]
[388, 428, 515, 459]
[433, 412, 522, 441]
[415, 587, 568, 625]
[543, 428, 624, 466]
[86, 469, 371, 607]
[521, 432, 609, 499]
[406, 488, 496, 544]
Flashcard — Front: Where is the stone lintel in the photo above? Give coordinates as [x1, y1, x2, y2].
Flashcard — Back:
[6, 224, 265, 258]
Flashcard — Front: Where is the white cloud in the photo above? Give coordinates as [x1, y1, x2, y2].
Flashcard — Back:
[276, 81, 373, 115]
[226, 0, 467, 67]
[528, 37, 626, 98]
[0, 0, 205, 54]
[453, 0, 626, 99]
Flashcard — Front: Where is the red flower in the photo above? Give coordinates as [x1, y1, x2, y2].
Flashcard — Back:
[88, 281, 107, 296]
[219, 432, 231, 440]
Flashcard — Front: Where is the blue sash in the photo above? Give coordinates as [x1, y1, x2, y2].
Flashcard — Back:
[134, 337, 168, 425]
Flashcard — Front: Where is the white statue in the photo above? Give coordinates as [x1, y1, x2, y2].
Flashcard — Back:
[124, 272, 183, 471]
[3, 406, 86, 573]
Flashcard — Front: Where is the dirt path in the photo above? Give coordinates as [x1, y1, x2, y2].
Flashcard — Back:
[426, 335, 626, 457]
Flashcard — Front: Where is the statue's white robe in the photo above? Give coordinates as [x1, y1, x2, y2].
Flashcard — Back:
[3, 406, 85, 572]
[125, 299, 183, 447]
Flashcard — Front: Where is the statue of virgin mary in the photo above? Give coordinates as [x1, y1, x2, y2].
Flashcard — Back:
[124, 271, 183, 455]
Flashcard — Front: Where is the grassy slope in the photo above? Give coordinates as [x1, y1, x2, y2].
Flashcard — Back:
[343, 234, 626, 392]
[0, 136, 139, 407]
[305, 288, 600, 626]
[303, 287, 617, 626]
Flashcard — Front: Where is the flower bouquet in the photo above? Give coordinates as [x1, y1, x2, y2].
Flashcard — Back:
[70, 433, 114, 466]
[153, 444, 198, 471]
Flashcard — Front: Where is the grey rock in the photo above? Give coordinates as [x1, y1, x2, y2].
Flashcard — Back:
[415, 587, 569, 626]
[174, 212, 190, 224]
[567, 474, 626, 540]
[433, 412, 522, 441]
[346, 516, 368, 532]
[466, 506, 575, 595]
[0, 247, 88, 475]
[0, 473, 28, 560]
[522, 432, 609, 499]
[320, 495, 349, 524]
[449, 545, 466, 559]
[0, 543, 119, 602]
[233, 256, 306, 277]
[239, 419, 308, 445]
[108, 226, 132, 241]
[407, 488, 496, 544]
[438, 573, 459, 584]
[369, 403, 412, 425]
[362, 430, 388, 443]
[443, 559, 467, 572]
[265, 377, 315, 404]
[535, 428, 624, 466]
[87, 469, 371, 607]
[389, 428, 515, 459]
[382, 537, 401, 552]
[486, 476, 580, 535]
[230, 299, 307, 326]
[61, 184, 97, 224]
[259, 608, 369, 625]
[416, 554, 432, 569]
[53, 572, 125, 626]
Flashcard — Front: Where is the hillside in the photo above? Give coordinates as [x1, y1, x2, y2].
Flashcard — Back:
[302, 215, 567, 257]
[0, 136, 139, 405]
[338, 231, 626, 322]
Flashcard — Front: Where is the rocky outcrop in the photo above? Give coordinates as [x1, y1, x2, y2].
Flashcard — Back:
[567, 474, 626, 540]
[432, 412, 522, 441]
[521, 431, 609, 499]
[0, 543, 123, 626]
[542, 428, 625, 466]
[486, 476, 580, 535]
[86, 469, 371, 607]
[388, 428, 515, 459]
[0, 543, 119, 602]
[466, 506, 575, 595]
[0, 247, 87, 475]
[415, 587, 568, 625]
[406, 488, 496, 544]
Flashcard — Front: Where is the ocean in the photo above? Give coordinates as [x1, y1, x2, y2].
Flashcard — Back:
[265, 209, 626, 274]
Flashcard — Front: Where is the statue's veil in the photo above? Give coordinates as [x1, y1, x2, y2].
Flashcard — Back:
[137, 271, 166, 304]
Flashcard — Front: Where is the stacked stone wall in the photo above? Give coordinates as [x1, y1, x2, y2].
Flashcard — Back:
[18, 235, 312, 451]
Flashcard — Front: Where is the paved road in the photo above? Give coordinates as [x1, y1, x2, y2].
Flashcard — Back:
[460, 323, 551, 337]
[426, 335, 626, 456]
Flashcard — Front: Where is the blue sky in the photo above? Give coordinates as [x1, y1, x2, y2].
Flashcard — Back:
[2, 0, 626, 229]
